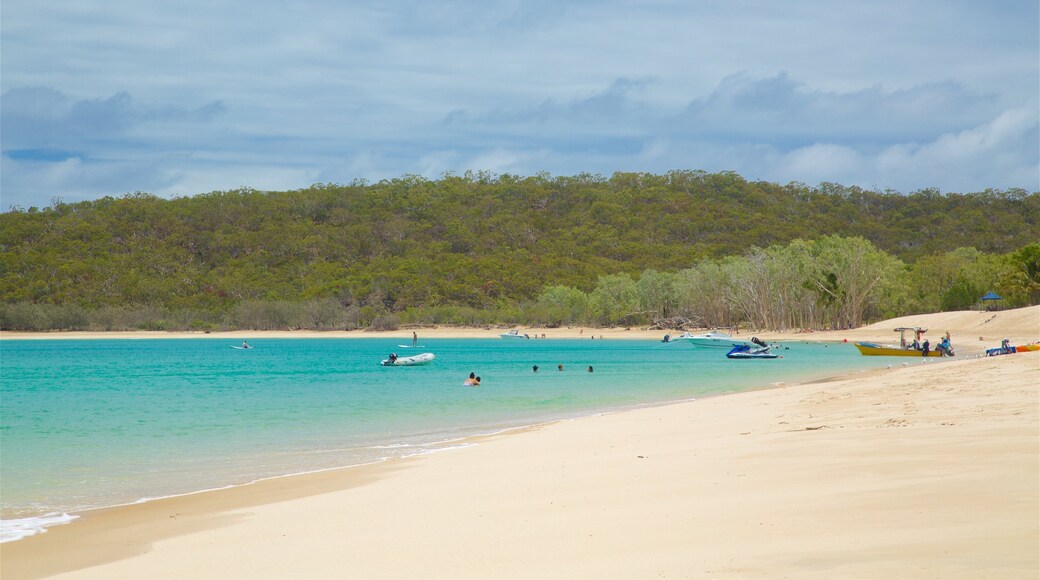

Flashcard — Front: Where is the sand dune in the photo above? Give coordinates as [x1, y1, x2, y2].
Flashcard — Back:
[761, 305, 1039, 351]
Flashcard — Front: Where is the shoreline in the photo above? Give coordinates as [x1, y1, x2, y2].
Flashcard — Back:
[2, 352, 1036, 579]
[3, 306, 1037, 354]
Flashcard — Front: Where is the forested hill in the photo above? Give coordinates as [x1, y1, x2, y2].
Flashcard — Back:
[1, 171, 1037, 311]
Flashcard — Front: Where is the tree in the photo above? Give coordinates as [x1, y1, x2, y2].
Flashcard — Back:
[589, 274, 639, 325]
[805, 236, 904, 328]
[636, 270, 678, 321]
[533, 285, 589, 326]
[1000, 243, 1040, 306]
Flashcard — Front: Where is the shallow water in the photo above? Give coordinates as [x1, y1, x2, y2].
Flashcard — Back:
[0, 337, 890, 540]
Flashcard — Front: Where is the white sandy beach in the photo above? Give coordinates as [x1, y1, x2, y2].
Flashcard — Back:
[2, 306, 1038, 579]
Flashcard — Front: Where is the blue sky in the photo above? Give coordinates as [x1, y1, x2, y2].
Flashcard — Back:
[2, 0, 1037, 210]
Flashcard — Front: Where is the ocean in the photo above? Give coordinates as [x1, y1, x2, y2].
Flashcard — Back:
[0, 336, 892, 541]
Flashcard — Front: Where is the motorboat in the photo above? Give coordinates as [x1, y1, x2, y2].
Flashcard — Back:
[854, 327, 947, 357]
[500, 329, 530, 339]
[673, 330, 750, 348]
[381, 352, 435, 366]
[725, 344, 779, 359]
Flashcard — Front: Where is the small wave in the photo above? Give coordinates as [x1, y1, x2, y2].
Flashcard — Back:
[1, 512, 78, 543]
[400, 443, 477, 459]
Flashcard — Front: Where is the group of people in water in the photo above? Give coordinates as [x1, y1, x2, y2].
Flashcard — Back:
[465, 364, 594, 386]
[532, 364, 593, 372]
[528, 365, 594, 374]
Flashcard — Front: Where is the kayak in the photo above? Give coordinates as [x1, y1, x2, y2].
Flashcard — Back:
[381, 353, 435, 366]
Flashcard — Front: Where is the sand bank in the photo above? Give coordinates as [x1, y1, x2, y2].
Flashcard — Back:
[2, 306, 1037, 355]
[3, 349, 1037, 579]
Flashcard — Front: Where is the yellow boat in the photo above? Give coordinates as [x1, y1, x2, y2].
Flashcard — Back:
[854, 342, 945, 357]
[854, 327, 946, 357]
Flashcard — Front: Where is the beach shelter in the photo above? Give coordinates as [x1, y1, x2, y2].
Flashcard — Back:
[980, 291, 1003, 310]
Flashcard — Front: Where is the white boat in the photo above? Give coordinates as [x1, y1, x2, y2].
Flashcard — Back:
[500, 329, 530, 339]
[381, 353, 435, 366]
[674, 330, 750, 348]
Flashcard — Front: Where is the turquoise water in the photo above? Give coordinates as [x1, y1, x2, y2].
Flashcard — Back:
[0, 337, 890, 540]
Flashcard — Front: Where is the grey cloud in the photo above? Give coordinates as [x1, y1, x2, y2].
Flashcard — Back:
[1, 88, 225, 151]
[676, 73, 1000, 147]
[445, 77, 656, 130]
[441, 71, 1005, 154]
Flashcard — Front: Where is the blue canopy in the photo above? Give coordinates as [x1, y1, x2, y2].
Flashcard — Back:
[980, 291, 1003, 301]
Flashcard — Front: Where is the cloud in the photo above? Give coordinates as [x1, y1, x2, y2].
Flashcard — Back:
[759, 103, 1040, 192]
[0, 87, 231, 207]
[1, 87, 225, 149]
[870, 105, 1040, 191]
[675, 72, 1000, 147]
[430, 71, 1035, 193]
[446, 77, 657, 133]
[1, 1, 1036, 208]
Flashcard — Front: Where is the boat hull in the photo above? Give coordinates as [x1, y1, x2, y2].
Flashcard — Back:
[686, 339, 751, 348]
[854, 343, 943, 357]
[381, 353, 435, 366]
[675, 332, 751, 348]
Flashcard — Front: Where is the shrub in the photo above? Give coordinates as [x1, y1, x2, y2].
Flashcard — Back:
[368, 313, 400, 331]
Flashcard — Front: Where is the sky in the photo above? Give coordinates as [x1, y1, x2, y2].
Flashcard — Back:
[2, 0, 1038, 210]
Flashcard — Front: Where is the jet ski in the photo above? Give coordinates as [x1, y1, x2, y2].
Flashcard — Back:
[725, 344, 779, 359]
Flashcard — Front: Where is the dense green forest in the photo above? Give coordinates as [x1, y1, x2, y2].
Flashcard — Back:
[1, 171, 1038, 331]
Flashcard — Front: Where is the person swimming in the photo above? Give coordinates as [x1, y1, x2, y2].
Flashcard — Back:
[464, 372, 479, 386]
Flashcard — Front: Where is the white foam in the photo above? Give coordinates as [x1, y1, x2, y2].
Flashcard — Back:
[400, 443, 477, 458]
[1, 512, 79, 543]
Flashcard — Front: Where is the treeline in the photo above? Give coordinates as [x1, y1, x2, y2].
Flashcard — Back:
[527, 237, 1040, 331]
[1, 171, 1038, 331]
[2, 236, 1036, 332]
